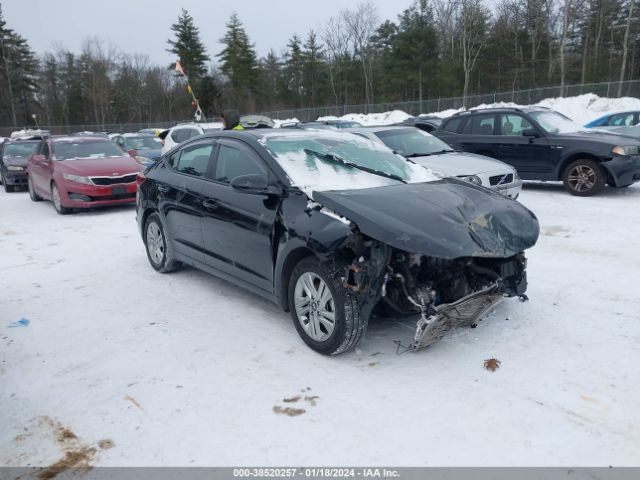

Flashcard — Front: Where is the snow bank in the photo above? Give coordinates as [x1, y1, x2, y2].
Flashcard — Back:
[317, 110, 412, 126]
[312, 94, 640, 126]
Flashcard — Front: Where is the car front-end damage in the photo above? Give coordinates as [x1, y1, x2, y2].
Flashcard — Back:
[296, 179, 539, 351]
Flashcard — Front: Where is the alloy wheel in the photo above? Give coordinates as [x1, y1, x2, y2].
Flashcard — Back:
[52, 184, 62, 210]
[294, 272, 336, 342]
[146, 221, 165, 265]
[567, 165, 596, 193]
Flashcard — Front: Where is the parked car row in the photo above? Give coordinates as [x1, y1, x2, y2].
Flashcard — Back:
[3, 106, 638, 355]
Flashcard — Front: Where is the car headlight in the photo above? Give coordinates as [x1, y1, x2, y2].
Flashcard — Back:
[6, 165, 24, 171]
[612, 145, 640, 156]
[461, 175, 482, 186]
[512, 169, 520, 180]
[134, 155, 151, 165]
[62, 173, 93, 185]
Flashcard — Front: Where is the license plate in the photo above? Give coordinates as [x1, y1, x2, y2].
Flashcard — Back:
[111, 186, 127, 195]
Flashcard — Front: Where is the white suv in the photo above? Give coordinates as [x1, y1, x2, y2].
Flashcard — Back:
[160, 122, 223, 154]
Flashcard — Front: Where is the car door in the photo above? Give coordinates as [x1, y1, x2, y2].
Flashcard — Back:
[30, 141, 53, 195]
[458, 113, 501, 159]
[159, 141, 216, 264]
[199, 138, 279, 293]
[495, 113, 551, 178]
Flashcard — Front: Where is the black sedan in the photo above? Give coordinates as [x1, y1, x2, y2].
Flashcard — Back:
[136, 130, 539, 354]
[0, 138, 40, 192]
[434, 107, 640, 196]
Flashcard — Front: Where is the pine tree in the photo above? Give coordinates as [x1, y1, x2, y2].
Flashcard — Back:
[217, 13, 259, 110]
[302, 31, 326, 107]
[166, 9, 210, 79]
[0, 4, 39, 126]
[284, 34, 305, 106]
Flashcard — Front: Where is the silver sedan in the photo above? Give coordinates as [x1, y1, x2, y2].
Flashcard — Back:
[348, 126, 523, 199]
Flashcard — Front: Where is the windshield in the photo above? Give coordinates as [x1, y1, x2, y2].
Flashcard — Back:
[3, 141, 38, 157]
[126, 136, 161, 150]
[528, 111, 583, 133]
[263, 131, 436, 196]
[375, 129, 453, 156]
[52, 141, 126, 160]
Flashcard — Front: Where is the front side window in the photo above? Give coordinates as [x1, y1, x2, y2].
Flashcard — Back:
[466, 114, 497, 135]
[214, 144, 264, 183]
[176, 143, 213, 177]
[500, 114, 535, 136]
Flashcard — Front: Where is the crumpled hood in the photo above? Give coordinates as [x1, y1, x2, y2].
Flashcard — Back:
[312, 179, 539, 259]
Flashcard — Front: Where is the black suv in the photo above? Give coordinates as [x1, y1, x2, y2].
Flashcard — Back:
[433, 107, 640, 196]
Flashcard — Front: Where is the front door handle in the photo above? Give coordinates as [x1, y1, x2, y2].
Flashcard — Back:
[202, 199, 218, 210]
[157, 185, 170, 193]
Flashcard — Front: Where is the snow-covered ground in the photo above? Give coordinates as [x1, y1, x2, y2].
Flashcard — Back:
[317, 93, 640, 126]
[1, 183, 640, 467]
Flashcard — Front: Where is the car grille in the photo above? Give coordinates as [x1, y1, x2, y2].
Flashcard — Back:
[489, 173, 513, 186]
[90, 174, 137, 186]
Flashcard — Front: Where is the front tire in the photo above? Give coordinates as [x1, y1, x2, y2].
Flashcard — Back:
[1, 171, 13, 192]
[28, 176, 42, 201]
[144, 212, 181, 273]
[288, 258, 366, 355]
[51, 182, 70, 214]
[562, 159, 605, 197]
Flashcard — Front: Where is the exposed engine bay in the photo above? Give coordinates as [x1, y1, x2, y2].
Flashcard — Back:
[336, 234, 528, 351]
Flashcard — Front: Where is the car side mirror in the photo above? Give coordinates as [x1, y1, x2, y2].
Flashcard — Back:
[522, 128, 540, 138]
[230, 174, 273, 194]
[32, 154, 46, 161]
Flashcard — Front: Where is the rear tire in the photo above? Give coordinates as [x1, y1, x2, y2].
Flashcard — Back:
[144, 212, 181, 273]
[51, 182, 70, 214]
[288, 258, 366, 355]
[28, 176, 42, 201]
[562, 159, 605, 197]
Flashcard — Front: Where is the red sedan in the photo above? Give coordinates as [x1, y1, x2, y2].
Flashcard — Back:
[27, 135, 144, 214]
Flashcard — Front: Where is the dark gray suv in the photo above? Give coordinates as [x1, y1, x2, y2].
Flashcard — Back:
[433, 107, 640, 196]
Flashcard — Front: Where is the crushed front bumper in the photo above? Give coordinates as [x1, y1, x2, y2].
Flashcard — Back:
[410, 282, 506, 351]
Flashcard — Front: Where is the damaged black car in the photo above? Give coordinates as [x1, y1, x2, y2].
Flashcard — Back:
[136, 130, 540, 355]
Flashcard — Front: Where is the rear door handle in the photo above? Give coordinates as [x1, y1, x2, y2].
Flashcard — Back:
[202, 199, 218, 210]
[157, 185, 170, 193]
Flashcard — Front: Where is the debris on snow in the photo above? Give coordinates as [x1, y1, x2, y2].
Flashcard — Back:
[484, 358, 502, 372]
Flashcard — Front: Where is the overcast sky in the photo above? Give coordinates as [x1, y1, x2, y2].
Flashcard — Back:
[3, 0, 414, 67]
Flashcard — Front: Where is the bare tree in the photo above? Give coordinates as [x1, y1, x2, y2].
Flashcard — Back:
[558, 0, 586, 96]
[458, 0, 490, 107]
[618, 0, 636, 95]
[322, 15, 351, 107]
[342, 1, 379, 110]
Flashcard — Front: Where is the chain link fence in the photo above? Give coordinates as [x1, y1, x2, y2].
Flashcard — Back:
[1, 80, 638, 136]
[256, 79, 640, 122]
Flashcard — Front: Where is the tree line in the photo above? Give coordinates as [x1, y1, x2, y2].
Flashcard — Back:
[0, 0, 637, 128]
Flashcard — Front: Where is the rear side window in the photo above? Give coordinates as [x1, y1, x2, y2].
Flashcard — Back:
[442, 117, 463, 133]
[465, 114, 497, 135]
[608, 113, 635, 126]
[214, 144, 264, 183]
[176, 143, 214, 177]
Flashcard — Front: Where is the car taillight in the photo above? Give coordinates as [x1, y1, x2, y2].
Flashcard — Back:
[136, 171, 146, 187]
[128, 149, 137, 157]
